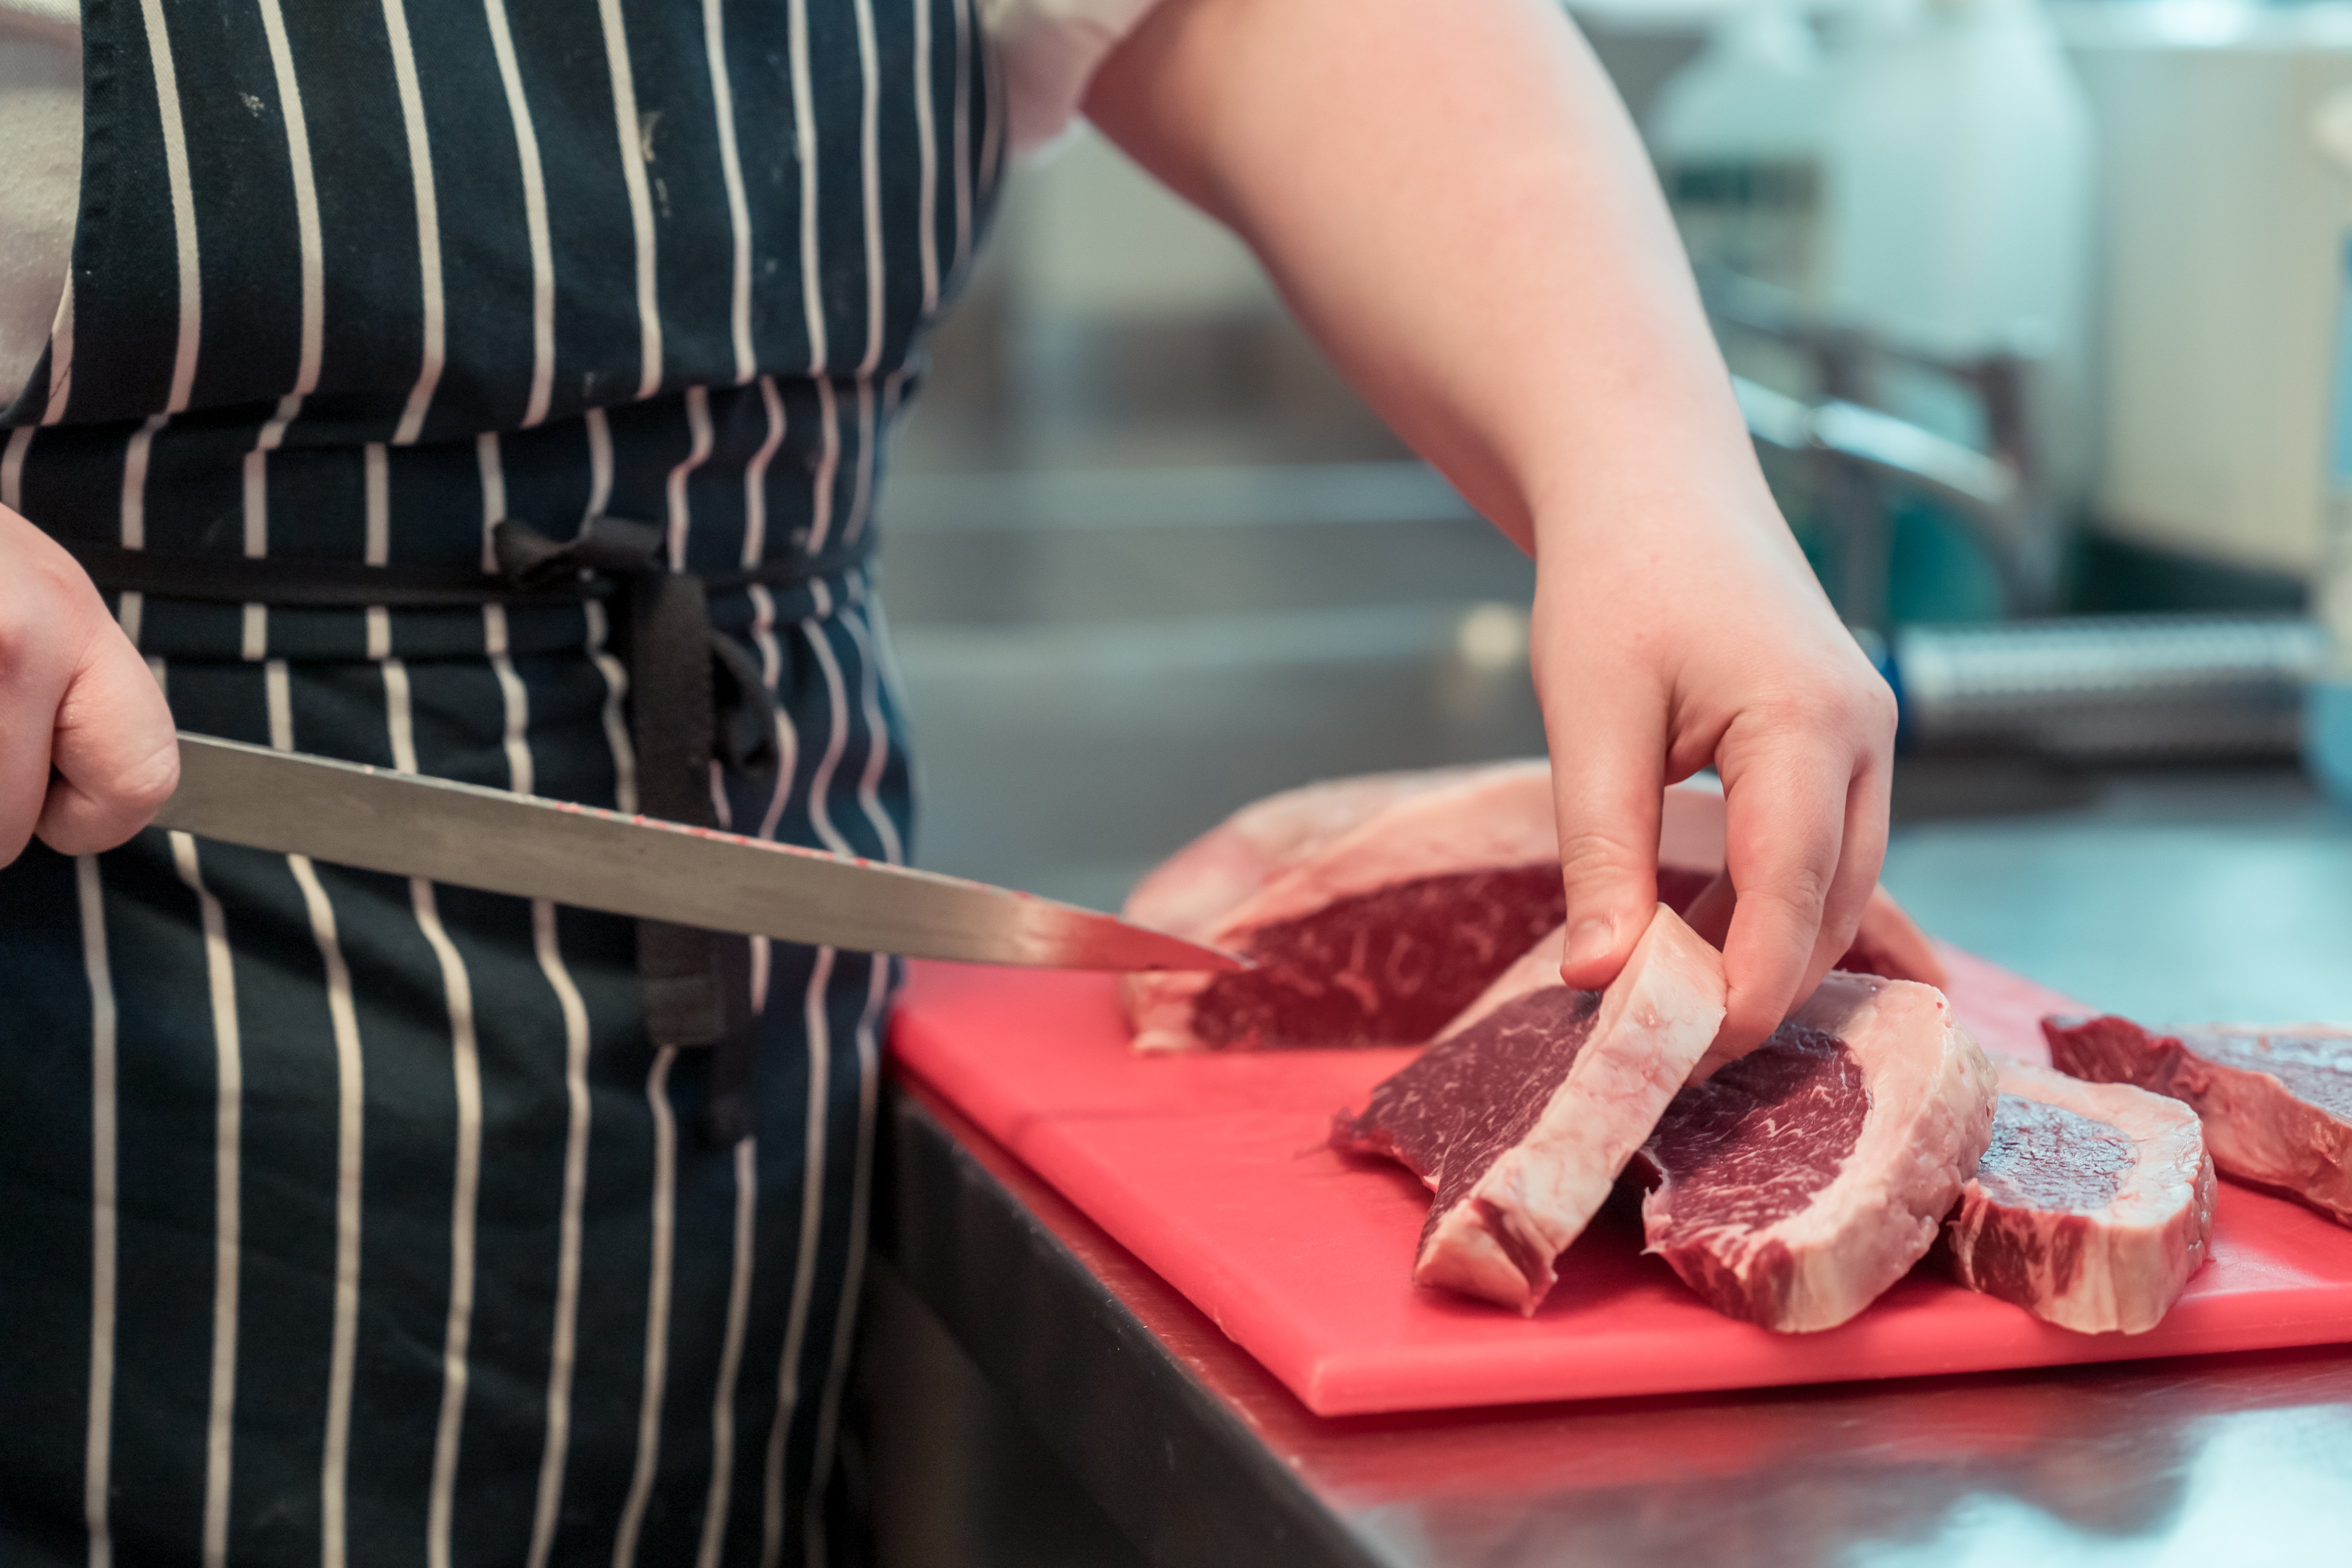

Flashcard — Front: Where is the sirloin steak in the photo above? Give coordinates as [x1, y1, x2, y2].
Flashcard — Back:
[1330, 907, 1727, 1314]
[1637, 973, 1996, 1332]
[2044, 1015, 2352, 1225]
[1944, 1060, 2215, 1334]
[1124, 763, 1562, 1051]
[1122, 764, 1944, 1052]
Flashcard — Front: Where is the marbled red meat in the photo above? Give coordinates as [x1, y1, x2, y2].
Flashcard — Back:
[2045, 1014, 2352, 1225]
[1638, 973, 1996, 1331]
[1124, 763, 1563, 1052]
[1191, 864, 1564, 1049]
[1645, 1027, 1870, 1237]
[1976, 1097, 2136, 1210]
[1943, 1060, 2214, 1334]
[1332, 906, 1727, 1312]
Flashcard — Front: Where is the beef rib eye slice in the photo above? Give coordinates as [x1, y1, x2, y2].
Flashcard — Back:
[1124, 762, 1572, 1052]
[1120, 763, 1934, 1052]
[1944, 1059, 2215, 1334]
[1329, 905, 1727, 1314]
[2043, 1015, 2352, 1226]
[1638, 973, 1996, 1332]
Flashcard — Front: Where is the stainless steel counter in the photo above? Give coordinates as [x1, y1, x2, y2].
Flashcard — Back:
[1883, 766, 2352, 1023]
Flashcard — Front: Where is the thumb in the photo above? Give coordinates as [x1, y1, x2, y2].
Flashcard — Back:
[1546, 687, 1668, 992]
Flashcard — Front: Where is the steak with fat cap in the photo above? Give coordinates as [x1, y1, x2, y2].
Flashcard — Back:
[1330, 905, 1728, 1314]
[1943, 1058, 2215, 1334]
[1637, 973, 1997, 1332]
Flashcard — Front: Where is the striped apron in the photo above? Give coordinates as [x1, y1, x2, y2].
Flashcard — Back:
[0, 2, 999, 1566]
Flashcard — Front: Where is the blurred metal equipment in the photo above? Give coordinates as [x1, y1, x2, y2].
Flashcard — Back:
[884, 461, 1475, 538]
[1893, 613, 2332, 760]
[1711, 268, 2058, 627]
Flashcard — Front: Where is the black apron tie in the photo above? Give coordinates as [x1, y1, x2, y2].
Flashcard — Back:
[66, 521, 855, 1145]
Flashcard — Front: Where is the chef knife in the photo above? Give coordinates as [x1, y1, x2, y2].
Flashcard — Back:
[152, 732, 1241, 973]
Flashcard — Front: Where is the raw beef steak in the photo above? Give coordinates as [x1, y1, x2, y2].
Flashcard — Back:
[1125, 763, 1568, 1051]
[1944, 1060, 2215, 1334]
[2044, 1014, 2352, 1225]
[1122, 764, 1943, 1052]
[1330, 907, 1727, 1313]
[1637, 973, 1996, 1332]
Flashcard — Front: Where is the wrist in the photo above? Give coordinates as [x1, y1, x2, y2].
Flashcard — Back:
[1527, 476, 1805, 581]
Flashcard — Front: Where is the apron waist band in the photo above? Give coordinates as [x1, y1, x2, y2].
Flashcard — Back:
[68, 517, 866, 1141]
[62, 532, 871, 609]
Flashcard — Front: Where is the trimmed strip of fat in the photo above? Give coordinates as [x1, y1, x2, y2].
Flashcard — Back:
[1332, 906, 1728, 1315]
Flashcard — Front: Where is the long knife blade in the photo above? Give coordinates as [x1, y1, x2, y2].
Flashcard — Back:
[153, 733, 1241, 972]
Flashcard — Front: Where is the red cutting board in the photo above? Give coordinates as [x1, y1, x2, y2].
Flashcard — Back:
[889, 945, 2352, 1416]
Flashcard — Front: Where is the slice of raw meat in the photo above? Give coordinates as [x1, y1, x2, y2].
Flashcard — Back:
[1944, 1060, 2215, 1334]
[1636, 973, 1996, 1332]
[1329, 906, 1728, 1314]
[1121, 765, 1496, 945]
[1121, 764, 1943, 1052]
[1124, 763, 1564, 1052]
[2044, 1014, 2352, 1225]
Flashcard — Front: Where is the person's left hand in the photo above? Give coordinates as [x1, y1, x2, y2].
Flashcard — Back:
[1532, 487, 1898, 1061]
[1085, 0, 1901, 1052]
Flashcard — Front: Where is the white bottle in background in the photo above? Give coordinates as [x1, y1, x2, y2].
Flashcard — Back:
[1649, 3, 1833, 305]
[1824, 0, 2094, 485]
[1647, 0, 2093, 467]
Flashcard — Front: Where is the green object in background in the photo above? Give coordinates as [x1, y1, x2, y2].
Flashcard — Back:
[1766, 454, 2311, 628]
[1781, 490, 2007, 628]
[1788, 504, 2309, 628]
[2067, 531, 2310, 616]
[1887, 495, 2006, 626]
[1788, 510, 1836, 601]
[2312, 682, 2352, 809]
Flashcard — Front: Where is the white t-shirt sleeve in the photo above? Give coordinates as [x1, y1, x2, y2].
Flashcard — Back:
[986, 0, 1167, 159]
[0, 1, 83, 414]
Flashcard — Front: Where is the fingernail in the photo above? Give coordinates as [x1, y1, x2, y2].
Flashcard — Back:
[1563, 917, 1615, 972]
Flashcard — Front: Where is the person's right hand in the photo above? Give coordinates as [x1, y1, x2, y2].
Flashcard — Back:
[1, 505, 179, 866]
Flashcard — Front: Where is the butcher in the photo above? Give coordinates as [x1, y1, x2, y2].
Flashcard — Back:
[0, 0, 1892, 1562]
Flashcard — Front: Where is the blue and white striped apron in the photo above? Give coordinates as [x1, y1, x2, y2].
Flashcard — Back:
[0, 2, 999, 1564]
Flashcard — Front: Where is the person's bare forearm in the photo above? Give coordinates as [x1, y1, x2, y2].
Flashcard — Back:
[1083, 0, 1763, 555]
[1087, 0, 1896, 1052]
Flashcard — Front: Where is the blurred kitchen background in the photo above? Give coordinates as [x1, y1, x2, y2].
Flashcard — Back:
[876, 0, 2352, 1017]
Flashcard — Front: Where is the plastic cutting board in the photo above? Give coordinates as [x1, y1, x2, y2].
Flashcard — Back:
[889, 945, 2352, 1416]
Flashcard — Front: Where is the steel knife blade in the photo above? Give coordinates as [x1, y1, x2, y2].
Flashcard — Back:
[153, 732, 1241, 973]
